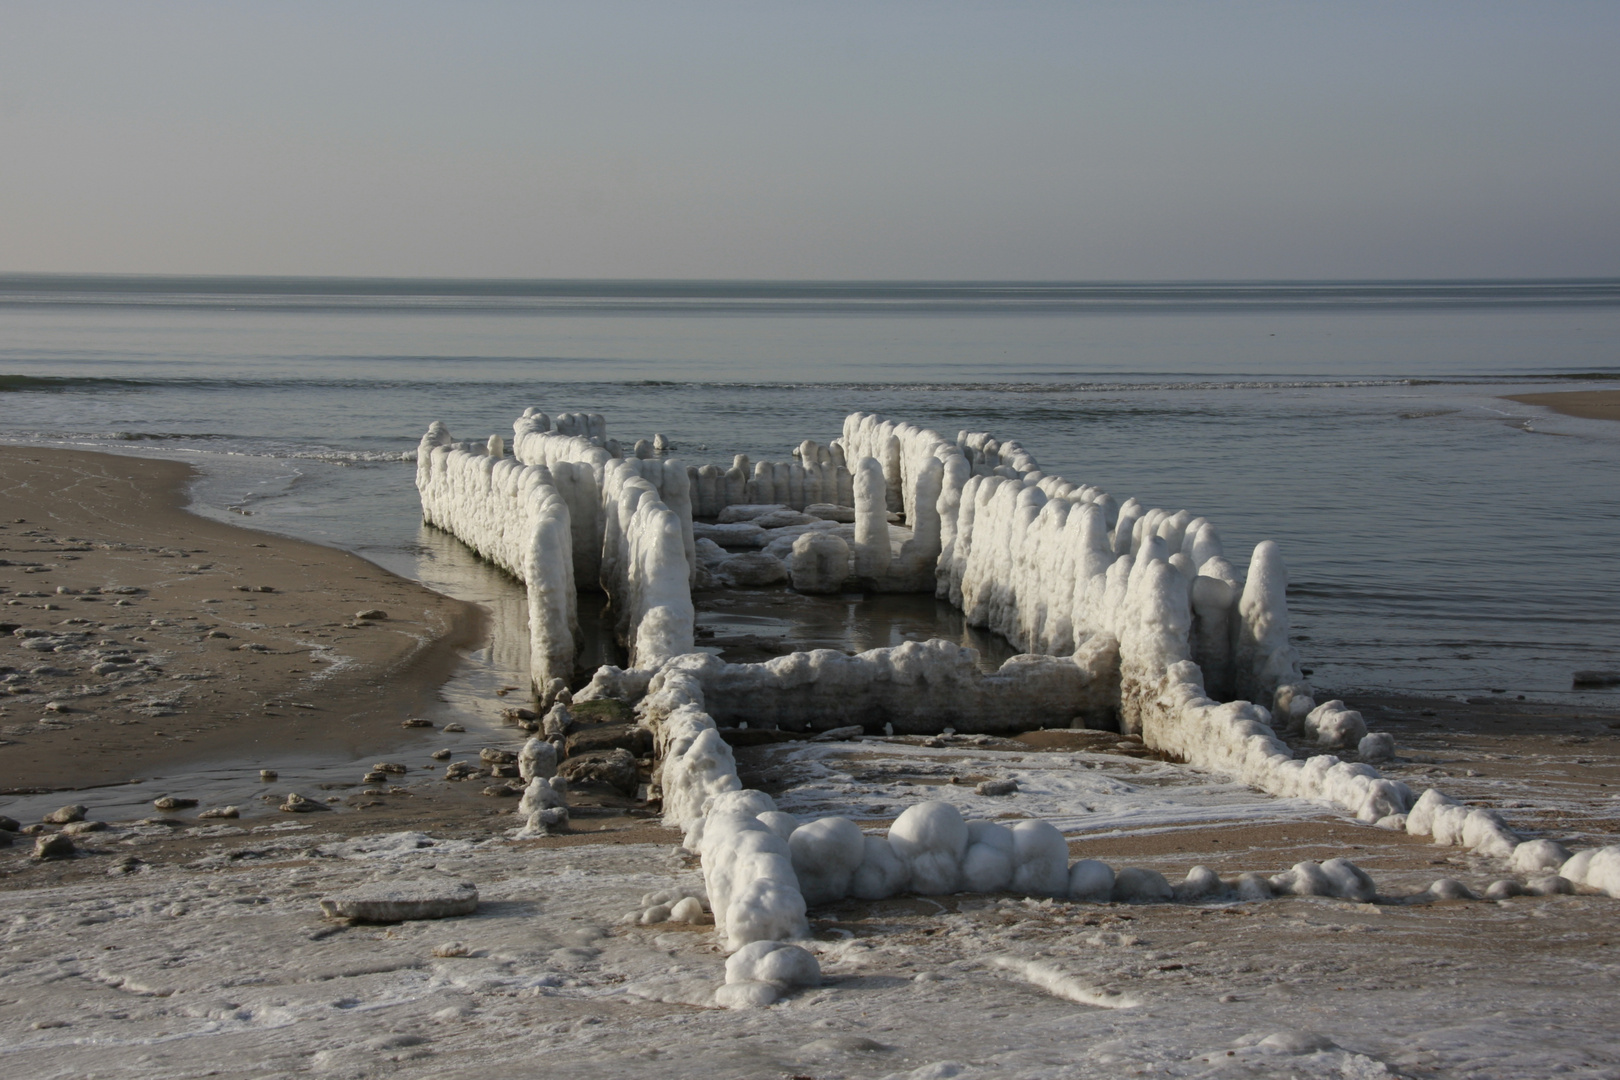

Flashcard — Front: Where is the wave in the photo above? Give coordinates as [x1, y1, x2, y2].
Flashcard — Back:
[283, 449, 416, 464]
[0, 374, 156, 392]
[0, 431, 416, 464]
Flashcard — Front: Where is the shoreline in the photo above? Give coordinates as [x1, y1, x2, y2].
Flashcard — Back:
[0, 446, 485, 792]
[1503, 387, 1620, 422]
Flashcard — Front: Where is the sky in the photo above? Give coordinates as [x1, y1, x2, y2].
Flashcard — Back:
[2, 2, 1618, 281]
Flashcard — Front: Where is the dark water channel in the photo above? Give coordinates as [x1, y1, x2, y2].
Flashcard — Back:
[690, 587, 1019, 672]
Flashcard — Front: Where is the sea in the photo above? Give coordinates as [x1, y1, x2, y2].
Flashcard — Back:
[3, 275, 1618, 704]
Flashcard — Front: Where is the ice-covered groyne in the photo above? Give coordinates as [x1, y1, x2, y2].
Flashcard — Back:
[418, 407, 1584, 881]
[415, 423, 577, 688]
[598, 637, 1120, 734]
[506, 410, 696, 668]
[687, 443, 855, 518]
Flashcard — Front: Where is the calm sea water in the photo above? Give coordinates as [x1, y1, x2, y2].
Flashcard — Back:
[3, 275, 1618, 702]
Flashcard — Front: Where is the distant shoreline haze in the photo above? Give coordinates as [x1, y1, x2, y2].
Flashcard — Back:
[3, 276, 1620, 316]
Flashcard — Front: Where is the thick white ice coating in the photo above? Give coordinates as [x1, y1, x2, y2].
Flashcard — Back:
[416, 423, 577, 691]
[635, 639, 1119, 734]
[789, 531, 851, 593]
[512, 414, 698, 643]
[1009, 819, 1071, 897]
[515, 775, 569, 837]
[1125, 660, 1419, 830]
[1304, 700, 1370, 749]
[1559, 846, 1620, 897]
[518, 737, 557, 782]
[723, 940, 821, 988]
[1510, 838, 1572, 874]
[1269, 858, 1377, 902]
[787, 816, 866, 905]
[510, 411, 613, 586]
[841, 414, 963, 587]
[852, 457, 891, 583]
[960, 820, 1016, 892]
[1404, 787, 1520, 858]
[683, 440, 852, 518]
[697, 808, 810, 951]
[889, 801, 969, 894]
[599, 459, 695, 667]
[430, 408, 1546, 878]
[1068, 859, 1115, 902]
[656, 704, 742, 830]
[1235, 540, 1308, 713]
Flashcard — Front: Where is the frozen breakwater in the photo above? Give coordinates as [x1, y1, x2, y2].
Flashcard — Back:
[418, 407, 1618, 969]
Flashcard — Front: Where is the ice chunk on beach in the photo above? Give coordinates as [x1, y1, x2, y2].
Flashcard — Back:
[1067, 859, 1115, 902]
[1303, 700, 1368, 749]
[1110, 867, 1173, 903]
[1357, 731, 1395, 761]
[790, 531, 851, 594]
[960, 821, 1015, 893]
[889, 802, 968, 895]
[724, 939, 821, 988]
[788, 816, 866, 906]
[1562, 845, 1620, 897]
[1173, 865, 1223, 902]
[850, 835, 911, 899]
[1008, 819, 1070, 897]
[1511, 839, 1571, 875]
[518, 736, 557, 782]
[517, 775, 569, 836]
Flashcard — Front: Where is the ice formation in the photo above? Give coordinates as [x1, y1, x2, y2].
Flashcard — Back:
[658, 790, 1466, 946]
[416, 405, 1613, 949]
[416, 423, 577, 691]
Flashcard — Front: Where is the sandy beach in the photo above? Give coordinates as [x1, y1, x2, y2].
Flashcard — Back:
[1504, 388, 1620, 422]
[0, 447, 483, 792]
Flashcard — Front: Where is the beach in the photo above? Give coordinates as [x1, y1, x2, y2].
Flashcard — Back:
[0, 691, 1616, 1078]
[0, 277, 1618, 1076]
[1504, 388, 1620, 422]
[0, 447, 483, 793]
[1, 446, 1619, 1077]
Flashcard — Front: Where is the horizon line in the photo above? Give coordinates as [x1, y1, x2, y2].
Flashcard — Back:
[4, 272, 1620, 288]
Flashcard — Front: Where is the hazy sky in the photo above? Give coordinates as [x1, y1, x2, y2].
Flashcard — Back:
[3, 2, 1618, 280]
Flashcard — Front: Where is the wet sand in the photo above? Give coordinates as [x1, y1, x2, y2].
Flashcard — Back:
[1504, 388, 1620, 422]
[0, 447, 483, 792]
